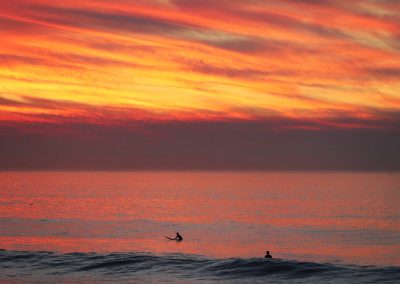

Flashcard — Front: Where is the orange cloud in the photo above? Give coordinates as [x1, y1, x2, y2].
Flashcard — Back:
[0, 0, 399, 132]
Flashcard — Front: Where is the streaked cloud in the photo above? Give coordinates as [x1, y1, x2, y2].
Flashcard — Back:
[0, 0, 399, 169]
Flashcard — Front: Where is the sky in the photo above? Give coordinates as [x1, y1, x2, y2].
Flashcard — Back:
[0, 0, 399, 170]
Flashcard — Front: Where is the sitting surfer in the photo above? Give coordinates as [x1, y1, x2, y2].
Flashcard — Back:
[265, 250, 272, 259]
[174, 232, 183, 241]
[165, 232, 183, 241]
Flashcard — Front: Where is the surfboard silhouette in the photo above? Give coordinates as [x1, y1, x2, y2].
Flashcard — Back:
[164, 233, 183, 241]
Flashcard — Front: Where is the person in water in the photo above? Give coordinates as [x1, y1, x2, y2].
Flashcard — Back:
[265, 250, 272, 258]
[174, 232, 183, 241]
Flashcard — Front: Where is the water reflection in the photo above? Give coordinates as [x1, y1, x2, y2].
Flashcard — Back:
[0, 171, 399, 266]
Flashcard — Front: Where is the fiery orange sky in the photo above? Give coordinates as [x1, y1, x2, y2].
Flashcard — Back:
[1, 0, 400, 170]
[1, 0, 399, 127]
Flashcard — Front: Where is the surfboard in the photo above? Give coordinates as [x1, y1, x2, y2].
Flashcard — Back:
[165, 236, 182, 241]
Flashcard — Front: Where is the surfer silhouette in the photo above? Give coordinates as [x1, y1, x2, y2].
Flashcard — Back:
[265, 250, 272, 259]
[175, 232, 183, 241]
[165, 232, 183, 241]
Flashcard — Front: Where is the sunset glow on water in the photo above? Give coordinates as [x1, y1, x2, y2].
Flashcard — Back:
[1, 171, 399, 267]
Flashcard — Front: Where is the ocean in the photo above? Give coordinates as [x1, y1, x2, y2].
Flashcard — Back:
[1, 171, 399, 283]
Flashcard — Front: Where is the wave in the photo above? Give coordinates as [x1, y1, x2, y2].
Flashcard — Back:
[1, 249, 399, 283]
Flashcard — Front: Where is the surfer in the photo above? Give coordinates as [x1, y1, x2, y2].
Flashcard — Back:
[175, 232, 183, 241]
[165, 232, 183, 241]
[265, 250, 272, 259]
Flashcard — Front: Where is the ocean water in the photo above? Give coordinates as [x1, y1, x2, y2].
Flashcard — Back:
[0, 171, 399, 283]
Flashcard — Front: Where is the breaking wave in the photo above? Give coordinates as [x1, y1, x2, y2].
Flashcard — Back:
[1, 250, 399, 283]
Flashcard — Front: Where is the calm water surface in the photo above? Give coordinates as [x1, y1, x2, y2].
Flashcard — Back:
[1, 171, 399, 282]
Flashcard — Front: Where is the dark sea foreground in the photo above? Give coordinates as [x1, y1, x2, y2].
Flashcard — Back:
[1, 250, 399, 284]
